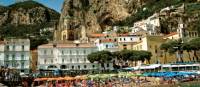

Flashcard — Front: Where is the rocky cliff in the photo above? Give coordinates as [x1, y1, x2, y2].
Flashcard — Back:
[58, 0, 200, 40]
[0, 1, 60, 49]
[0, 1, 59, 26]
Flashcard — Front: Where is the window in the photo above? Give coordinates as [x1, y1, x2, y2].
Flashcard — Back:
[21, 70, 24, 72]
[78, 65, 80, 69]
[149, 45, 152, 48]
[21, 54, 24, 60]
[62, 50, 64, 55]
[130, 38, 133, 41]
[92, 65, 95, 68]
[70, 50, 72, 54]
[84, 65, 87, 68]
[44, 50, 47, 55]
[106, 45, 108, 48]
[22, 45, 24, 51]
[12, 54, 15, 60]
[6, 46, 9, 50]
[114, 39, 117, 42]
[21, 62, 24, 67]
[77, 58, 79, 62]
[83, 50, 86, 54]
[44, 59, 47, 64]
[13, 45, 15, 51]
[76, 50, 79, 55]
[71, 66, 74, 69]
[124, 38, 126, 41]
[120, 38, 122, 41]
[123, 44, 127, 49]
[62, 58, 64, 63]
[155, 45, 157, 49]
[84, 58, 86, 62]
[12, 62, 16, 67]
[6, 55, 9, 60]
[70, 58, 72, 62]
[107, 63, 109, 67]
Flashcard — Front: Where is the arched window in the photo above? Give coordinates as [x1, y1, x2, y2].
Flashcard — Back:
[60, 65, 67, 69]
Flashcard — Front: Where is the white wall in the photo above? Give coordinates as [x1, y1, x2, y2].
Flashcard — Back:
[118, 36, 140, 43]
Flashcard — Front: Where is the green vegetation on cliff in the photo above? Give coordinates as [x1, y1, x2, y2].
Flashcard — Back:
[0, 1, 60, 49]
[117, 0, 198, 26]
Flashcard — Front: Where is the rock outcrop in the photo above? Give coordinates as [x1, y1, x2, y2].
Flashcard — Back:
[57, 0, 148, 41]
[56, 0, 200, 41]
[0, 1, 59, 26]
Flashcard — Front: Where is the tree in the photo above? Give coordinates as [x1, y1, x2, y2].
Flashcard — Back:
[87, 51, 113, 71]
[139, 51, 152, 64]
[189, 37, 200, 62]
[160, 42, 170, 64]
[182, 42, 193, 61]
[112, 51, 123, 67]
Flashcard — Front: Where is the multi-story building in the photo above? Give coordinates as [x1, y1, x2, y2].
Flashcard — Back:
[132, 13, 161, 35]
[0, 39, 30, 74]
[117, 34, 142, 50]
[37, 42, 113, 71]
[95, 38, 119, 52]
[133, 35, 167, 64]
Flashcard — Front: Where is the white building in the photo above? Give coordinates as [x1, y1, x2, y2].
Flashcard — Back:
[37, 42, 113, 71]
[117, 34, 141, 43]
[132, 13, 160, 35]
[95, 38, 119, 52]
[0, 39, 30, 74]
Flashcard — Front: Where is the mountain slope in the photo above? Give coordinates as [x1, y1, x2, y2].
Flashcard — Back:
[0, 1, 60, 49]
[57, 0, 200, 40]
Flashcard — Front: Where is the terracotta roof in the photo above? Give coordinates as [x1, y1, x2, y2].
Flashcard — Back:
[117, 33, 129, 36]
[164, 32, 178, 38]
[90, 34, 106, 37]
[100, 39, 117, 43]
[38, 43, 96, 48]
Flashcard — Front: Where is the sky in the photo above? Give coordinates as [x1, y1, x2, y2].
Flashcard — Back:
[0, 0, 64, 13]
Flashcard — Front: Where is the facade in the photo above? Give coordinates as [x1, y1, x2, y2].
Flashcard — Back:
[0, 39, 30, 74]
[132, 35, 167, 64]
[132, 13, 161, 35]
[117, 34, 142, 50]
[163, 32, 180, 40]
[37, 42, 113, 71]
[95, 38, 119, 52]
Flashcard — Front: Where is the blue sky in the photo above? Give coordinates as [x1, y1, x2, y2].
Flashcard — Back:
[0, 0, 64, 13]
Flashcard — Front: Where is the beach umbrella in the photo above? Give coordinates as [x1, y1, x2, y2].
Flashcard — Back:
[57, 77, 65, 81]
[99, 74, 109, 79]
[143, 73, 151, 76]
[48, 78, 57, 81]
[109, 74, 117, 77]
[64, 76, 74, 81]
[34, 78, 48, 81]
[75, 75, 87, 80]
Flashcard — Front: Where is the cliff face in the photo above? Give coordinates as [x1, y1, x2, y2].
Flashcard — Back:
[0, 1, 60, 49]
[58, 0, 200, 40]
[57, 0, 150, 41]
[58, 0, 146, 35]
[0, 1, 59, 26]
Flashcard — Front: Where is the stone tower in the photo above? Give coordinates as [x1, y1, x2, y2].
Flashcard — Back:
[54, 0, 90, 42]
